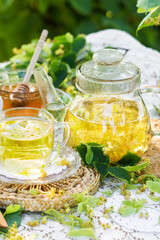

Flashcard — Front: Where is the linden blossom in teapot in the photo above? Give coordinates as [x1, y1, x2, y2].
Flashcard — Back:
[65, 49, 160, 162]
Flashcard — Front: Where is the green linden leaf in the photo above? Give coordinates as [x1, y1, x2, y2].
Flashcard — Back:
[137, 6, 160, 32]
[154, 104, 160, 115]
[52, 66, 68, 88]
[76, 143, 88, 165]
[54, 32, 73, 43]
[122, 162, 149, 172]
[72, 190, 88, 203]
[4, 204, 22, 216]
[101, 190, 112, 196]
[126, 184, 137, 190]
[21, 43, 35, 54]
[87, 142, 103, 147]
[137, 7, 157, 13]
[90, 143, 108, 164]
[0, 211, 23, 233]
[78, 200, 88, 213]
[148, 195, 160, 202]
[72, 36, 86, 53]
[142, 174, 160, 182]
[137, 0, 160, 13]
[146, 181, 160, 193]
[93, 161, 109, 177]
[85, 145, 93, 164]
[107, 166, 130, 183]
[72, 191, 101, 214]
[29, 189, 39, 196]
[117, 151, 141, 167]
[45, 209, 65, 223]
[62, 52, 76, 68]
[69, 0, 92, 16]
[118, 205, 135, 217]
[68, 215, 84, 226]
[10, 54, 30, 64]
[68, 228, 97, 239]
[49, 59, 69, 87]
[77, 196, 100, 214]
[122, 198, 146, 213]
[76, 142, 109, 167]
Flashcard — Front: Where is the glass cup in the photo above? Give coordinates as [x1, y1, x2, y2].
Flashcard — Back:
[0, 107, 69, 179]
[0, 69, 43, 110]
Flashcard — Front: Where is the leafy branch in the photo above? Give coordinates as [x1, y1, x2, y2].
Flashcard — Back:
[137, 0, 160, 32]
[5, 32, 93, 93]
[76, 142, 147, 183]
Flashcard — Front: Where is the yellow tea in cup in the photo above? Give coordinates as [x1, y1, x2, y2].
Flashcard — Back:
[0, 108, 54, 178]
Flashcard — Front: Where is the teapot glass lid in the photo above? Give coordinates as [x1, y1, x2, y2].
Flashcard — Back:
[76, 49, 141, 94]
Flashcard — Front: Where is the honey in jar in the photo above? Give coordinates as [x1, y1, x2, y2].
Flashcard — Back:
[0, 69, 42, 110]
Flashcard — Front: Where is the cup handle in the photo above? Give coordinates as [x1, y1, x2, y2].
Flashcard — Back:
[0, 96, 3, 111]
[139, 86, 160, 136]
[54, 122, 70, 148]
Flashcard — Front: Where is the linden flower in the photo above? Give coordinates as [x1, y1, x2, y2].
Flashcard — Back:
[41, 169, 46, 178]
[66, 86, 75, 93]
[58, 189, 65, 196]
[78, 33, 86, 38]
[33, 125, 40, 131]
[155, 15, 160, 26]
[11, 63, 17, 69]
[46, 188, 56, 199]
[145, 18, 154, 25]
[59, 44, 64, 49]
[46, 38, 51, 44]
[27, 220, 40, 227]
[55, 48, 64, 55]
[60, 158, 70, 166]
[12, 47, 23, 55]
[56, 158, 70, 166]
[41, 216, 47, 224]
[5, 222, 26, 240]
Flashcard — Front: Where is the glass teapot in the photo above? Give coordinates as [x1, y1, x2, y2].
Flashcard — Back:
[34, 49, 160, 163]
[64, 49, 160, 162]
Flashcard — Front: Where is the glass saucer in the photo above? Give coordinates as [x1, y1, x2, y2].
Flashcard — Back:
[0, 146, 81, 185]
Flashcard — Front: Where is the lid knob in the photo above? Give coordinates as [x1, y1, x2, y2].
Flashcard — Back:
[93, 49, 123, 65]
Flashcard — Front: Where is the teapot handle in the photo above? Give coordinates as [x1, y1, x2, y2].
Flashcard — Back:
[139, 86, 160, 136]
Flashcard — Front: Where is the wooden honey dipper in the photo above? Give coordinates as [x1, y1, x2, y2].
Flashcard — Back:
[0, 211, 8, 229]
[11, 29, 48, 107]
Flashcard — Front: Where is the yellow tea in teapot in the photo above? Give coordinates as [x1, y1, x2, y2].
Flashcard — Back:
[0, 118, 53, 176]
[65, 97, 151, 162]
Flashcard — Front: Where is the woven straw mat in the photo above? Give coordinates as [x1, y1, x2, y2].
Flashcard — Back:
[143, 118, 160, 177]
[0, 166, 100, 212]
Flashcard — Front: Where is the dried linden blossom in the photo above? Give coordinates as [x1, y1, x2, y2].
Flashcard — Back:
[145, 15, 160, 26]
[55, 48, 64, 55]
[46, 188, 56, 199]
[40, 169, 47, 178]
[4, 222, 36, 240]
[56, 158, 70, 166]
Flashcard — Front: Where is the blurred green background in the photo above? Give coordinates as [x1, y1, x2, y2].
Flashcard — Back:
[0, 0, 160, 62]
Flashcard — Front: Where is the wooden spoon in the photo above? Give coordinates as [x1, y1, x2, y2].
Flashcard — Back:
[11, 29, 48, 107]
[0, 211, 8, 229]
